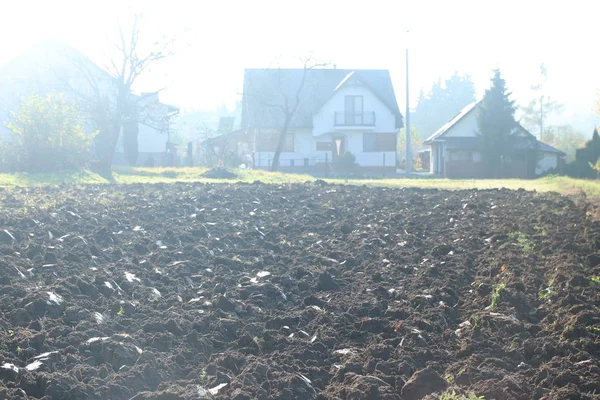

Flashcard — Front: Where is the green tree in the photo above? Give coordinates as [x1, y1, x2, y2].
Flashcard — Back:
[543, 125, 586, 162]
[444, 72, 477, 112]
[477, 69, 517, 178]
[397, 126, 424, 170]
[520, 63, 564, 141]
[589, 157, 600, 179]
[567, 128, 600, 178]
[0, 137, 16, 172]
[412, 72, 476, 139]
[6, 93, 94, 171]
[397, 126, 423, 153]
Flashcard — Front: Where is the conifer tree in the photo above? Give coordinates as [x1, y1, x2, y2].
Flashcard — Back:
[477, 70, 517, 178]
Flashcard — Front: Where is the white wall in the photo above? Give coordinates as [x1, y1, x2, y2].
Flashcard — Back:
[138, 124, 168, 153]
[429, 143, 437, 174]
[312, 83, 397, 136]
[253, 129, 319, 168]
[429, 142, 447, 175]
[252, 129, 396, 168]
[442, 110, 479, 137]
[116, 123, 169, 154]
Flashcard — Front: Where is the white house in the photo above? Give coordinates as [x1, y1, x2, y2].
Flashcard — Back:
[0, 39, 178, 166]
[241, 68, 403, 173]
[423, 101, 565, 178]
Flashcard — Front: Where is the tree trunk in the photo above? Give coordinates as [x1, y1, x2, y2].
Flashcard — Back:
[98, 93, 127, 174]
[123, 119, 139, 166]
[270, 116, 292, 172]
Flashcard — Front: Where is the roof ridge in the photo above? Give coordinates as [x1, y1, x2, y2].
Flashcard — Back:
[424, 101, 480, 143]
[334, 71, 357, 92]
[241, 68, 403, 129]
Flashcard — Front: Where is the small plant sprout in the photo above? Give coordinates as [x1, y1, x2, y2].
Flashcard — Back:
[487, 282, 506, 309]
[539, 287, 553, 299]
[438, 389, 485, 400]
[508, 231, 534, 253]
[199, 368, 208, 384]
[539, 278, 556, 299]
[117, 306, 125, 316]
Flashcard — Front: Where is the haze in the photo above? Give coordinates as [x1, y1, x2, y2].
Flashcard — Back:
[2, 0, 599, 131]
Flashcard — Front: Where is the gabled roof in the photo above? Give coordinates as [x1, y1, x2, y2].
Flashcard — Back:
[538, 141, 566, 155]
[241, 68, 403, 130]
[0, 38, 114, 91]
[423, 100, 565, 156]
[334, 71, 357, 92]
[0, 39, 179, 134]
[423, 101, 479, 144]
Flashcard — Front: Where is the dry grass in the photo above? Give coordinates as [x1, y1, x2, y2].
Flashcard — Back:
[1, 168, 599, 206]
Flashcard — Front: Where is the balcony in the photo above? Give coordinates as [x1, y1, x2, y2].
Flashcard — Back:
[334, 111, 376, 127]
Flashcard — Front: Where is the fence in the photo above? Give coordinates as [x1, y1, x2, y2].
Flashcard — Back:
[252, 153, 395, 178]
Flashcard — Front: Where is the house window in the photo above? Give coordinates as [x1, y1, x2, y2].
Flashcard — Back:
[449, 150, 473, 162]
[256, 132, 294, 152]
[363, 133, 396, 152]
[345, 95, 363, 125]
[316, 142, 332, 151]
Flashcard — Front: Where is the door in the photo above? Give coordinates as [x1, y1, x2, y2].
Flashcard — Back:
[332, 136, 346, 164]
[345, 95, 363, 125]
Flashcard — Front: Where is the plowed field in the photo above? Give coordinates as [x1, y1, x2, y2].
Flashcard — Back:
[0, 183, 599, 399]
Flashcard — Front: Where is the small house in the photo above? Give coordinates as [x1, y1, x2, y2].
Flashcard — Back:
[424, 102, 565, 178]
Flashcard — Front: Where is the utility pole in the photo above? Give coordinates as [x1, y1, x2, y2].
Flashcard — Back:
[405, 41, 411, 176]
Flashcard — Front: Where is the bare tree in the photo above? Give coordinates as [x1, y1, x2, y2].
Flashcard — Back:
[53, 15, 173, 174]
[99, 16, 172, 172]
[246, 57, 326, 172]
[520, 63, 564, 141]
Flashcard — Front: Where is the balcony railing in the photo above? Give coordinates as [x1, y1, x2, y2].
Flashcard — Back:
[334, 111, 376, 127]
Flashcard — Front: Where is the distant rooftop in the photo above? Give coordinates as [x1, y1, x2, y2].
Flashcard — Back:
[241, 68, 403, 130]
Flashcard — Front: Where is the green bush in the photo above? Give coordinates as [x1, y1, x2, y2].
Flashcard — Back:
[0, 137, 16, 172]
[6, 93, 95, 171]
[566, 128, 600, 178]
[333, 151, 357, 173]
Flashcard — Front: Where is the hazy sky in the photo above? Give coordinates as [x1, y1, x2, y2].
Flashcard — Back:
[2, 0, 599, 127]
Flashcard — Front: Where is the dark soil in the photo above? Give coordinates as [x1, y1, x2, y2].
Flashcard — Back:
[0, 183, 599, 400]
[201, 168, 238, 179]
